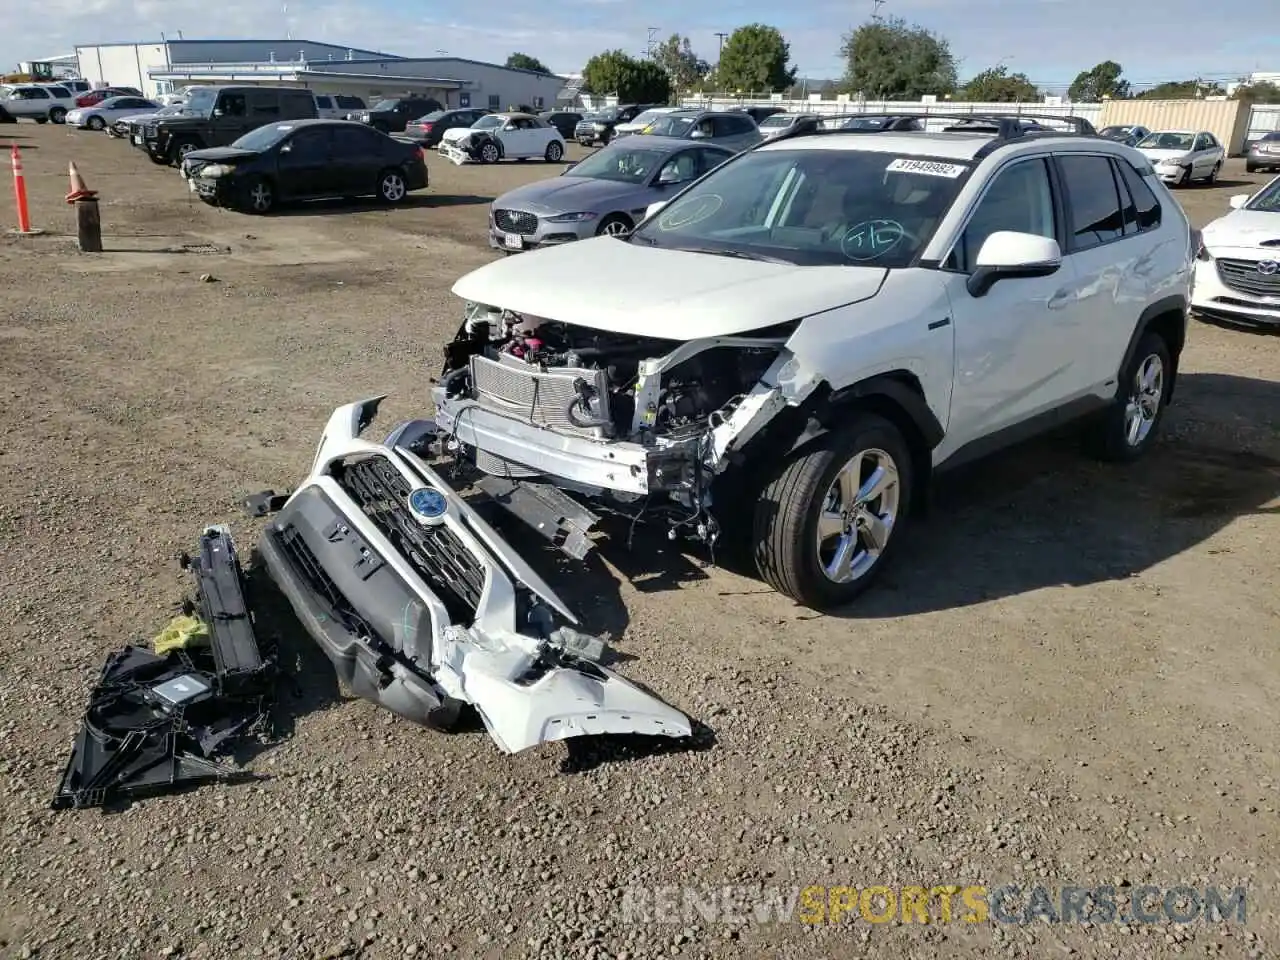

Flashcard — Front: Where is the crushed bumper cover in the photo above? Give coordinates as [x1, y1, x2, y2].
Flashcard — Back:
[258, 398, 692, 754]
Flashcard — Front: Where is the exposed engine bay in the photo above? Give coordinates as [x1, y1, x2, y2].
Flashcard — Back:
[430, 302, 800, 550]
[439, 303, 784, 441]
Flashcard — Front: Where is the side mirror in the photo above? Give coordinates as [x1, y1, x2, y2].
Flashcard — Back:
[645, 200, 668, 220]
[657, 168, 681, 185]
[279, 142, 292, 154]
[690, 129, 709, 139]
[212, 108, 224, 117]
[1229, 194, 1250, 210]
[966, 231, 1062, 298]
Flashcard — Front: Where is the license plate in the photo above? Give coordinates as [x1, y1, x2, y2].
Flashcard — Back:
[188, 178, 197, 192]
[502, 232, 523, 251]
[132, 134, 142, 144]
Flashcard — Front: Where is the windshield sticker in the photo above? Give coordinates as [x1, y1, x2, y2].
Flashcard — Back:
[657, 195, 723, 230]
[841, 219, 906, 262]
[886, 158, 967, 178]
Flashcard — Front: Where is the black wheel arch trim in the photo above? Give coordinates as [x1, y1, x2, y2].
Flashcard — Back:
[1118, 293, 1188, 404]
[827, 374, 946, 450]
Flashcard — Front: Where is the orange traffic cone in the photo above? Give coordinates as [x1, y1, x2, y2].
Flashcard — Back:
[65, 161, 98, 204]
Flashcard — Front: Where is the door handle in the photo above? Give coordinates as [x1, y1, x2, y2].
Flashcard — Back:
[1047, 290, 1072, 310]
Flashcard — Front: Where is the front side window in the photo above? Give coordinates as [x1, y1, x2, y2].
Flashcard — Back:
[629, 148, 972, 267]
[947, 158, 1056, 272]
[217, 93, 247, 117]
[1057, 154, 1125, 250]
[19, 88, 50, 99]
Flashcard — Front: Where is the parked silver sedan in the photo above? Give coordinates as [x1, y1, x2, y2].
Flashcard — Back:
[488, 135, 735, 253]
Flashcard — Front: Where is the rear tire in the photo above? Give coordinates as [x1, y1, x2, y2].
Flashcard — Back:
[1246, 162, 1258, 174]
[376, 168, 408, 204]
[1203, 162, 1220, 184]
[752, 413, 913, 609]
[49, 107, 67, 124]
[1085, 331, 1172, 463]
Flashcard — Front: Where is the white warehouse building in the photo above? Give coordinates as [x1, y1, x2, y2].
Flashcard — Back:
[73, 39, 566, 111]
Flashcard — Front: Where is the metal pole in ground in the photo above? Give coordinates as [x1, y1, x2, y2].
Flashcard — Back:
[9, 144, 41, 236]
[66, 160, 102, 252]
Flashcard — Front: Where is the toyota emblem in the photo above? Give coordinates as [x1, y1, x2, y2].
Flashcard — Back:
[1259, 260, 1280, 275]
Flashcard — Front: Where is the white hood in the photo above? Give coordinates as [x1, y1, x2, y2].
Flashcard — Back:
[451, 236, 887, 339]
[442, 126, 482, 144]
[1140, 148, 1190, 164]
[1202, 209, 1280, 251]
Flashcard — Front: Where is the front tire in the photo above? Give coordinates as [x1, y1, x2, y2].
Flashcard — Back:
[1085, 331, 1172, 462]
[242, 176, 275, 215]
[86, 115, 106, 131]
[596, 214, 632, 237]
[479, 140, 500, 164]
[170, 139, 198, 165]
[377, 168, 408, 204]
[545, 140, 564, 162]
[752, 414, 913, 609]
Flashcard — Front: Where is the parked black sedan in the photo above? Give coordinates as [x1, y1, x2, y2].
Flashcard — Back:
[181, 119, 428, 214]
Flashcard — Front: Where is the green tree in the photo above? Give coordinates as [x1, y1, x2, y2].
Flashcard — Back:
[582, 50, 672, 103]
[504, 53, 551, 74]
[959, 65, 1039, 102]
[715, 23, 796, 93]
[1067, 61, 1129, 101]
[1233, 80, 1280, 104]
[1134, 79, 1223, 99]
[839, 16, 957, 99]
[652, 33, 708, 91]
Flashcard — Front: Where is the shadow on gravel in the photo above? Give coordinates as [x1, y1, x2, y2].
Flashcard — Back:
[827, 372, 1280, 618]
[559, 718, 718, 774]
[263, 193, 493, 217]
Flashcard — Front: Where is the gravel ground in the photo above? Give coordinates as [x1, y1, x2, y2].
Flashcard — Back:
[1, 123, 1278, 960]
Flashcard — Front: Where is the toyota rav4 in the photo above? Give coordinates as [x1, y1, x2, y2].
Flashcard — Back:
[258, 115, 1193, 744]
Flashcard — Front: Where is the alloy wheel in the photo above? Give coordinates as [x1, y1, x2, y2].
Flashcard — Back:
[1123, 353, 1163, 447]
[815, 448, 901, 584]
[481, 143, 499, 163]
[601, 219, 630, 236]
[381, 173, 406, 201]
[250, 182, 273, 213]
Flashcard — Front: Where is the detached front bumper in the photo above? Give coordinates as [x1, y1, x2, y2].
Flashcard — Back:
[439, 140, 476, 165]
[258, 398, 692, 753]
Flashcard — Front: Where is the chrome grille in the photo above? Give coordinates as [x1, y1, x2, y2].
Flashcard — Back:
[494, 209, 537, 235]
[574, 122, 594, 137]
[469, 354, 611, 438]
[1216, 259, 1280, 298]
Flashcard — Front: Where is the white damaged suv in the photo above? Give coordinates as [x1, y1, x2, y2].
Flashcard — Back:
[426, 115, 1194, 609]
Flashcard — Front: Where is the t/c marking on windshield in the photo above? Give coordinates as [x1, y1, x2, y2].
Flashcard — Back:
[886, 157, 967, 178]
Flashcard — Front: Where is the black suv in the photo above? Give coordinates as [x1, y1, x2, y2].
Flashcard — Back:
[573, 103, 653, 146]
[135, 85, 317, 165]
[352, 96, 443, 133]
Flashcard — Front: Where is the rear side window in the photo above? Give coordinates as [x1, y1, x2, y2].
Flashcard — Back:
[1056, 154, 1125, 251]
[335, 95, 364, 109]
[315, 95, 332, 108]
[1115, 159, 1162, 232]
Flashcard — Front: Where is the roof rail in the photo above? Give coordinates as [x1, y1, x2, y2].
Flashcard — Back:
[764, 111, 1098, 151]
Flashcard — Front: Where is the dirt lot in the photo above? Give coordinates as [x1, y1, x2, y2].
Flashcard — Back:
[1, 122, 1277, 960]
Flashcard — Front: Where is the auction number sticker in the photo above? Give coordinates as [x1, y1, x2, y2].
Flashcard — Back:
[886, 158, 967, 178]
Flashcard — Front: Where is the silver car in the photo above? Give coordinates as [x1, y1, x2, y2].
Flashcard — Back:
[757, 112, 822, 140]
[633, 109, 763, 153]
[488, 135, 735, 253]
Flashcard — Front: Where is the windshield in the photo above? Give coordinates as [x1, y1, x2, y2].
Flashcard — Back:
[231, 123, 297, 151]
[569, 145, 672, 184]
[1138, 132, 1194, 150]
[473, 115, 503, 129]
[644, 114, 697, 137]
[760, 114, 793, 128]
[594, 107, 620, 121]
[372, 99, 402, 111]
[628, 109, 669, 126]
[1245, 178, 1280, 212]
[629, 148, 971, 267]
[180, 87, 216, 115]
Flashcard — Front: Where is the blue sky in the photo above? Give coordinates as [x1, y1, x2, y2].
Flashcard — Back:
[10, 0, 1277, 92]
